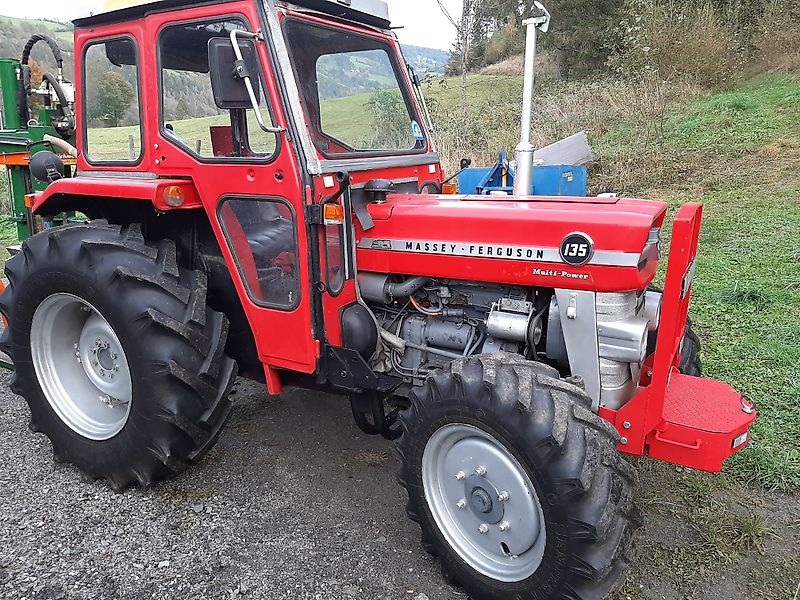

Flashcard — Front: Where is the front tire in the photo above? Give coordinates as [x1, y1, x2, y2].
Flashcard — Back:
[398, 354, 640, 600]
[0, 221, 237, 491]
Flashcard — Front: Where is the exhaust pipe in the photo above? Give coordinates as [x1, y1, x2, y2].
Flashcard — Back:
[513, 2, 551, 197]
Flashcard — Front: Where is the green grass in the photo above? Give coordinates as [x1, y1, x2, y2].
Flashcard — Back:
[670, 76, 800, 155]
[0, 16, 74, 49]
[596, 74, 800, 491]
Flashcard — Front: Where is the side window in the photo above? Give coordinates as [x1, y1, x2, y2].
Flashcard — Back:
[84, 38, 142, 163]
[159, 18, 277, 160]
[325, 221, 345, 295]
[219, 198, 300, 310]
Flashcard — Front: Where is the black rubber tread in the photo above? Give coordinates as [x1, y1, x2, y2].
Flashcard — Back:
[397, 353, 640, 600]
[646, 285, 703, 376]
[678, 321, 702, 377]
[0, 220, 237, 491]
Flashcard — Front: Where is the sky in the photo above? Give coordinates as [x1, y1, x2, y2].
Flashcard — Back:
[0, 0, 460, 51]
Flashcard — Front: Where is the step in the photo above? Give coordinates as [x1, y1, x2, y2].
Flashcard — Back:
[645, 373, 756, 472]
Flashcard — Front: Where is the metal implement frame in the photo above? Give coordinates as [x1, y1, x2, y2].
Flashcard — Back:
[0, 58, 77, 242]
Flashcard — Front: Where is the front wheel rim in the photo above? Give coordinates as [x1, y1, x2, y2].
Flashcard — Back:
[30, 293, 133, 441]
[422, 423, 547, 583]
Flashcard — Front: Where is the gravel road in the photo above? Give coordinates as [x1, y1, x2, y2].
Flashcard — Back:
[2, 369, 798, 600]
[0, 371, 455, 600]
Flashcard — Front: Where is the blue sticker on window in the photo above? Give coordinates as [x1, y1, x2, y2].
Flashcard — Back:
[411, 121, 424, 141]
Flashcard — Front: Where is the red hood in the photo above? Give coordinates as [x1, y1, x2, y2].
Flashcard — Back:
[355, 194, 668, 292]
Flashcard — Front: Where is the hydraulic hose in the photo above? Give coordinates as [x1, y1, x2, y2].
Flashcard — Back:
[21, 34, 64, 69]
[41, 73, 72, 116]
[18, 34, 69, 130]
[385, 276, 430, 300]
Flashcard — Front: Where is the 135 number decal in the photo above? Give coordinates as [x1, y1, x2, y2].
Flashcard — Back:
[559, 233, 594, 266]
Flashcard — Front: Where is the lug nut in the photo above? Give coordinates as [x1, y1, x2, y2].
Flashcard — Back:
[475, 466, 487, 477]
[498, 491, 510, 502]
[499, 521, 510, 532]
[478, 524, 489, 534]
[455, 471, 466, 481]
[456, 499, 466, 509]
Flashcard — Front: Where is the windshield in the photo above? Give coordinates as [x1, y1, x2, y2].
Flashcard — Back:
[282, 18, 427, 157]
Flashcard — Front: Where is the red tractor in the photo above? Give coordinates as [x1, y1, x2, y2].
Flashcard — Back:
[1, 1, 756, 598]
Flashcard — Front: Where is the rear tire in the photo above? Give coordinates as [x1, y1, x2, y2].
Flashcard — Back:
[397, 354, 640, 600]
[0, 221, 237, 491]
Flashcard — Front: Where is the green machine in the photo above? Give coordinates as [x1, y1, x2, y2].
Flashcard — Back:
[0, 34, 78, 368]
[0, 34, 77, 243]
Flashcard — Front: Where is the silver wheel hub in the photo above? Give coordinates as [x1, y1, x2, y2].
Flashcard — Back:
[422, 424, 546, 583]
[31, 294, 132, 441]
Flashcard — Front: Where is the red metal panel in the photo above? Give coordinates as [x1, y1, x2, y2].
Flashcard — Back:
[32, 177, 203, 213]
[599, 203, 756, 472]
[601, 374, 756, 472]
[355, 194, 667, 292]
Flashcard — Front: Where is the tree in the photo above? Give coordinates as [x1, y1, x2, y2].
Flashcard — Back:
[175, 98, 190, 120]
[25, 59, 46, 113]
[89, 71, 135, 127]
[438, 0, 482, 120]
[482, 0, 626, 78]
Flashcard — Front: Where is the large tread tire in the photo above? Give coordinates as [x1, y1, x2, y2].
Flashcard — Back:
[0, 220, 237, 491]
[647, 285, 703, 376]
[397, 353, 640, 600]
[646, 318, 702, 376]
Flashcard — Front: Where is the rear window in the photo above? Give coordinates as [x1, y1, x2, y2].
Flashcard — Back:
[83, 37, 142, 164]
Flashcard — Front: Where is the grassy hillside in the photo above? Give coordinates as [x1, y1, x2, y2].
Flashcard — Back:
[0, 16, 74, 76]
[599, 76, 800, 491]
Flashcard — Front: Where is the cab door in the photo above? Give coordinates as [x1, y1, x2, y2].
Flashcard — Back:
[144, 2, 317, 374]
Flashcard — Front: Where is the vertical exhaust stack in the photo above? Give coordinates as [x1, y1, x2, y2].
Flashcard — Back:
[513, 2, 551, 197]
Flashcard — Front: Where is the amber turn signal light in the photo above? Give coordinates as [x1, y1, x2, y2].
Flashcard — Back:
[163, 186, 185, 207]
[442, 182, 458, 195]
[323, 203, 345, 226]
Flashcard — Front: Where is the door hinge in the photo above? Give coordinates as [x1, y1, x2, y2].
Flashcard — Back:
[305, 204, 324, 225]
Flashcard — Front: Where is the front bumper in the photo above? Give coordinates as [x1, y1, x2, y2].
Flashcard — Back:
[601, 374, 756, 472]
[599, 202, 756, 472]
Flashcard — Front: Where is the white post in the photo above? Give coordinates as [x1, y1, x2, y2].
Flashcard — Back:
[513, 2, 551, 197]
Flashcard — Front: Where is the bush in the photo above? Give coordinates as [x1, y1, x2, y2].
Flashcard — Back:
[751, 0, 800, 72]
[610, 0, 743, 87]
[430, 76, 703, 179]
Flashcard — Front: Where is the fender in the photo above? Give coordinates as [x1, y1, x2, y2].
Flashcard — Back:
[32, 176, 203, 217]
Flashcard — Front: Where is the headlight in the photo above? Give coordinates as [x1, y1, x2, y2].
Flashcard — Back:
[643, 290, 662, 332]
[639, 227, 662, 268]
[598, 317, 651, 365]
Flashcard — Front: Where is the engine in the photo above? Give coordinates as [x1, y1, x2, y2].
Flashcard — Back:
[357, 272, 663, 409]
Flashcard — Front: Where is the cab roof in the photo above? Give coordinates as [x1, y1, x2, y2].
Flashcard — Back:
[74, 0, 391, 29]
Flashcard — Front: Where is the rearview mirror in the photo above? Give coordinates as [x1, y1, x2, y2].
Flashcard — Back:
[208, 36, 261, 109]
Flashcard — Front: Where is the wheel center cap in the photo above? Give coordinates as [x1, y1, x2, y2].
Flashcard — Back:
[465, 474, 504, 524]
[97, 347, 114, 371]
[470, 488, 493, 514]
